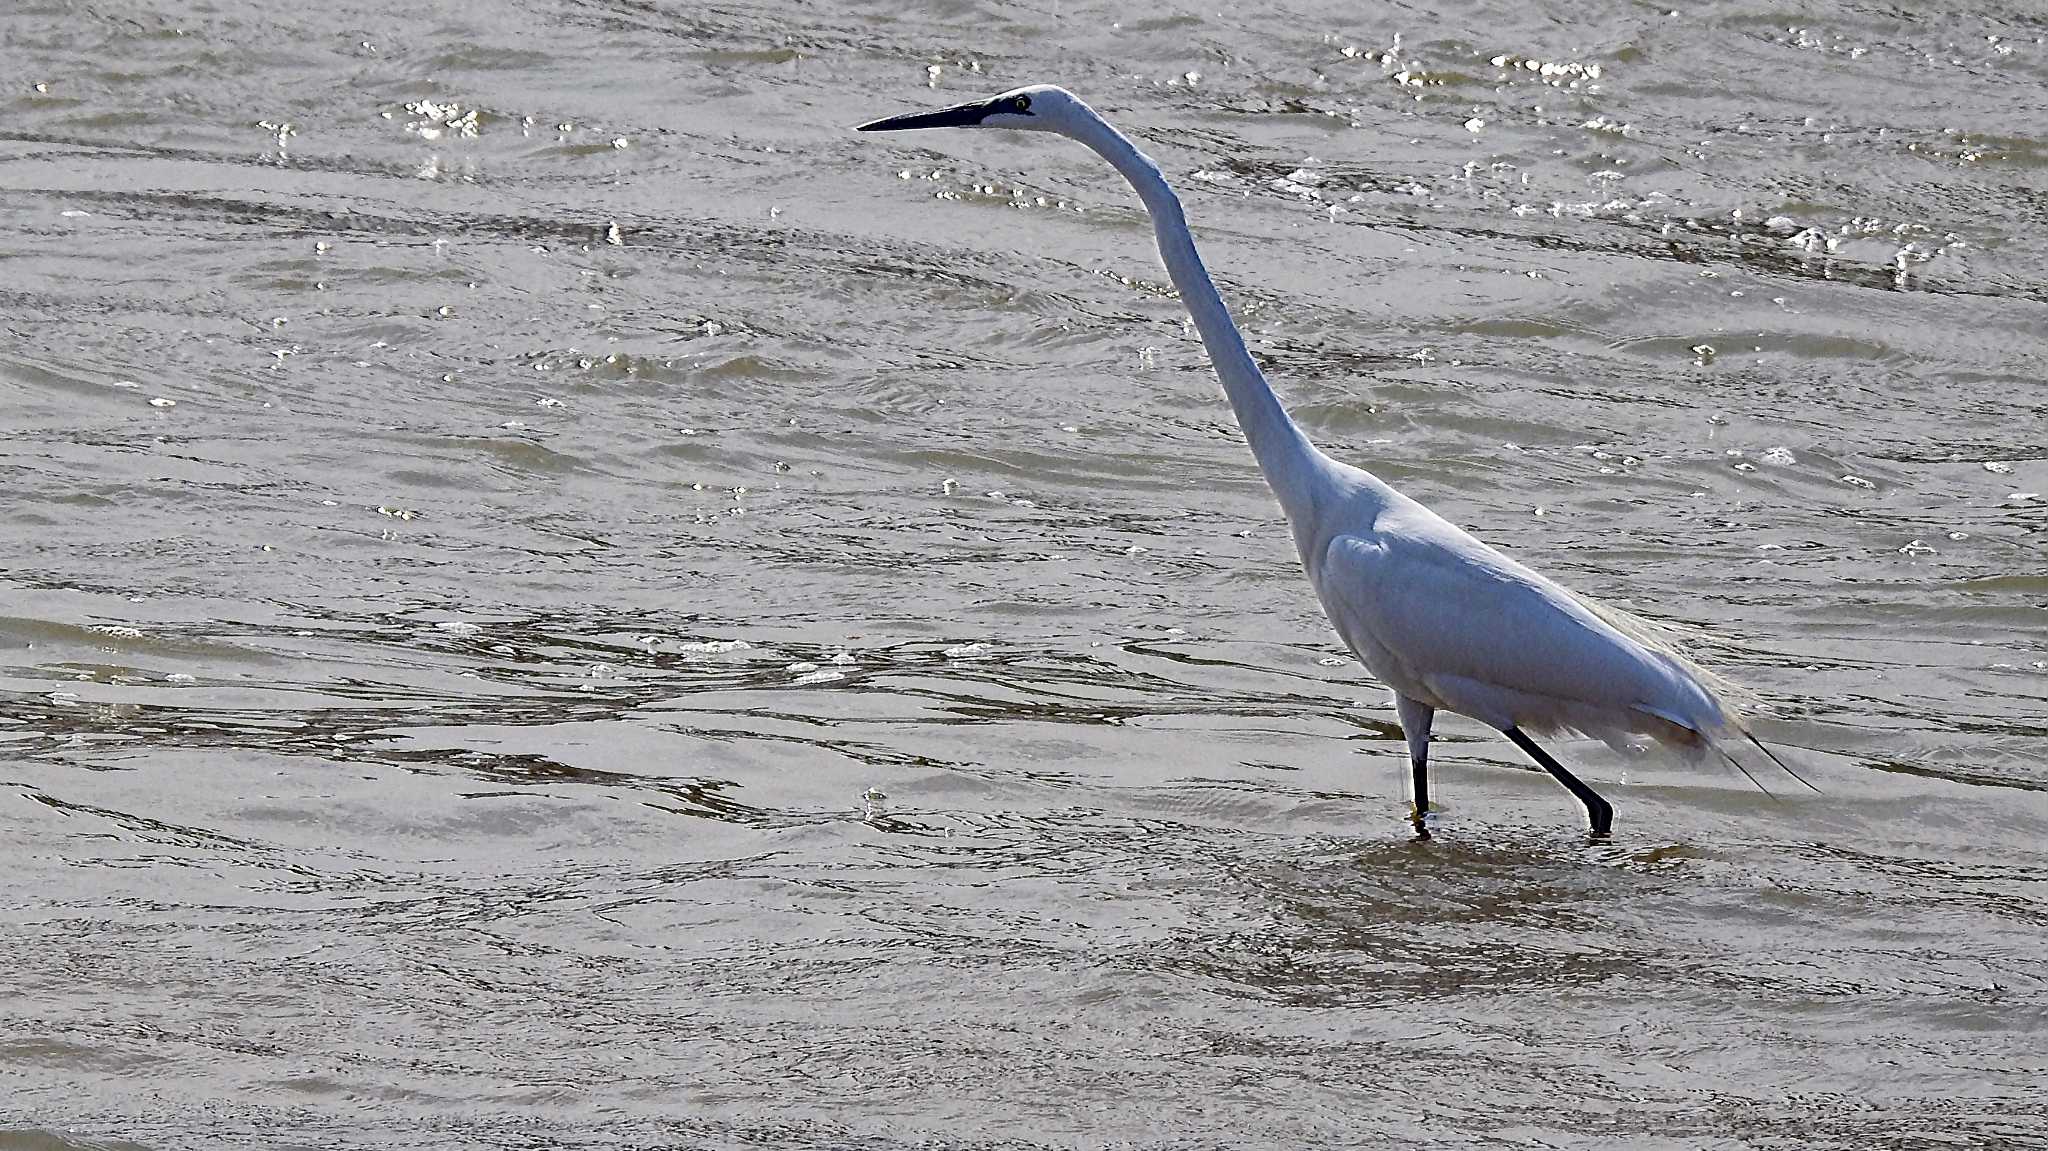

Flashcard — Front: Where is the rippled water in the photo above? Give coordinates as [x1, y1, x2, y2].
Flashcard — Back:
[4, 0, 2046, 1146]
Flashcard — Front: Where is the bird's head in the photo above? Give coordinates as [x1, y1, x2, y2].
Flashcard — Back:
[856, 85, 1087, 136]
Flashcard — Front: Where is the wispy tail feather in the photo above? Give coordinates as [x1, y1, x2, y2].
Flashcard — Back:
[1581, 598, 1760, 719]
[1701, 729, 1819, 797]
[1746, 730, 1821, 793]
[1585, 597, 1819, 796]
[1714, 739, 1778, 799]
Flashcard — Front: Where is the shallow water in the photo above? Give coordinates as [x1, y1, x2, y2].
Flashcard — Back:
[3, 0, 2046, 1146]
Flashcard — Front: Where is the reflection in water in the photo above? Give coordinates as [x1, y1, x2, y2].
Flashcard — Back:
[4, 0, 2048, 1145]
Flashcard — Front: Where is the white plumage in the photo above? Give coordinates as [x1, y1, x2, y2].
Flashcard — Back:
[860, 84, 1804, 835]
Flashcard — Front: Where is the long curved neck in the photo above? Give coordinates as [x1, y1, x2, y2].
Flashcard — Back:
[1064, 111, 1324, 519]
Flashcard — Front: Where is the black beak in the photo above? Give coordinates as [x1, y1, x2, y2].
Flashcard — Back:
[856, 99, 996, 132]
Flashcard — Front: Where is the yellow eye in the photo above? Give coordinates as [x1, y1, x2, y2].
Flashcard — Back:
[1010, 94, 1032, 114]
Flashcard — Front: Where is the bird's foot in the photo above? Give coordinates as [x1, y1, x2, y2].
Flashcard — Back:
[1407, 802, 1435, 841]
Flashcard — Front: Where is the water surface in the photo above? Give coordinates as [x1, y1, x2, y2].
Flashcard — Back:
[3, 0, 2046, 1146]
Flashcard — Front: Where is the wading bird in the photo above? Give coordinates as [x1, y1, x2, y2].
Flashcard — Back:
[858, 86, 1807, 836]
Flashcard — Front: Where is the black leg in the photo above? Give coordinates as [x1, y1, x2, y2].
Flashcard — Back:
[1504, 727, 1614, 837]
[1409, 752, 1431, 836]
[1394, 695, 1435, 839]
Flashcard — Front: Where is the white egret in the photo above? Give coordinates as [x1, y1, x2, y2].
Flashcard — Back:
[858, 86, 1809, 835]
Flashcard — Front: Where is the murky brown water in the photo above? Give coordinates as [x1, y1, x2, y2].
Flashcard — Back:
[4, 0, 2046, 1146]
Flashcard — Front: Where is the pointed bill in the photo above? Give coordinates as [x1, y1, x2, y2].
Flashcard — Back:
[856, 100, 996, 132]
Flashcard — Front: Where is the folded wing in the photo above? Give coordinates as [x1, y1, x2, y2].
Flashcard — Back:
[1315, 509, 1729, 743]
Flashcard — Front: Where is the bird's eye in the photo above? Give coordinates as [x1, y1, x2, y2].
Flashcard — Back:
[1009, 94, 1032, 114]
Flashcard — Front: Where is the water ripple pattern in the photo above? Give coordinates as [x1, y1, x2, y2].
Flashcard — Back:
[2, 0, 2044, 1147]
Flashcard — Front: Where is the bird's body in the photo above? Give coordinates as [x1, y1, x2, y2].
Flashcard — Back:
[1294, 461, 1726, 745]
[859, 85, 1802, 835]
